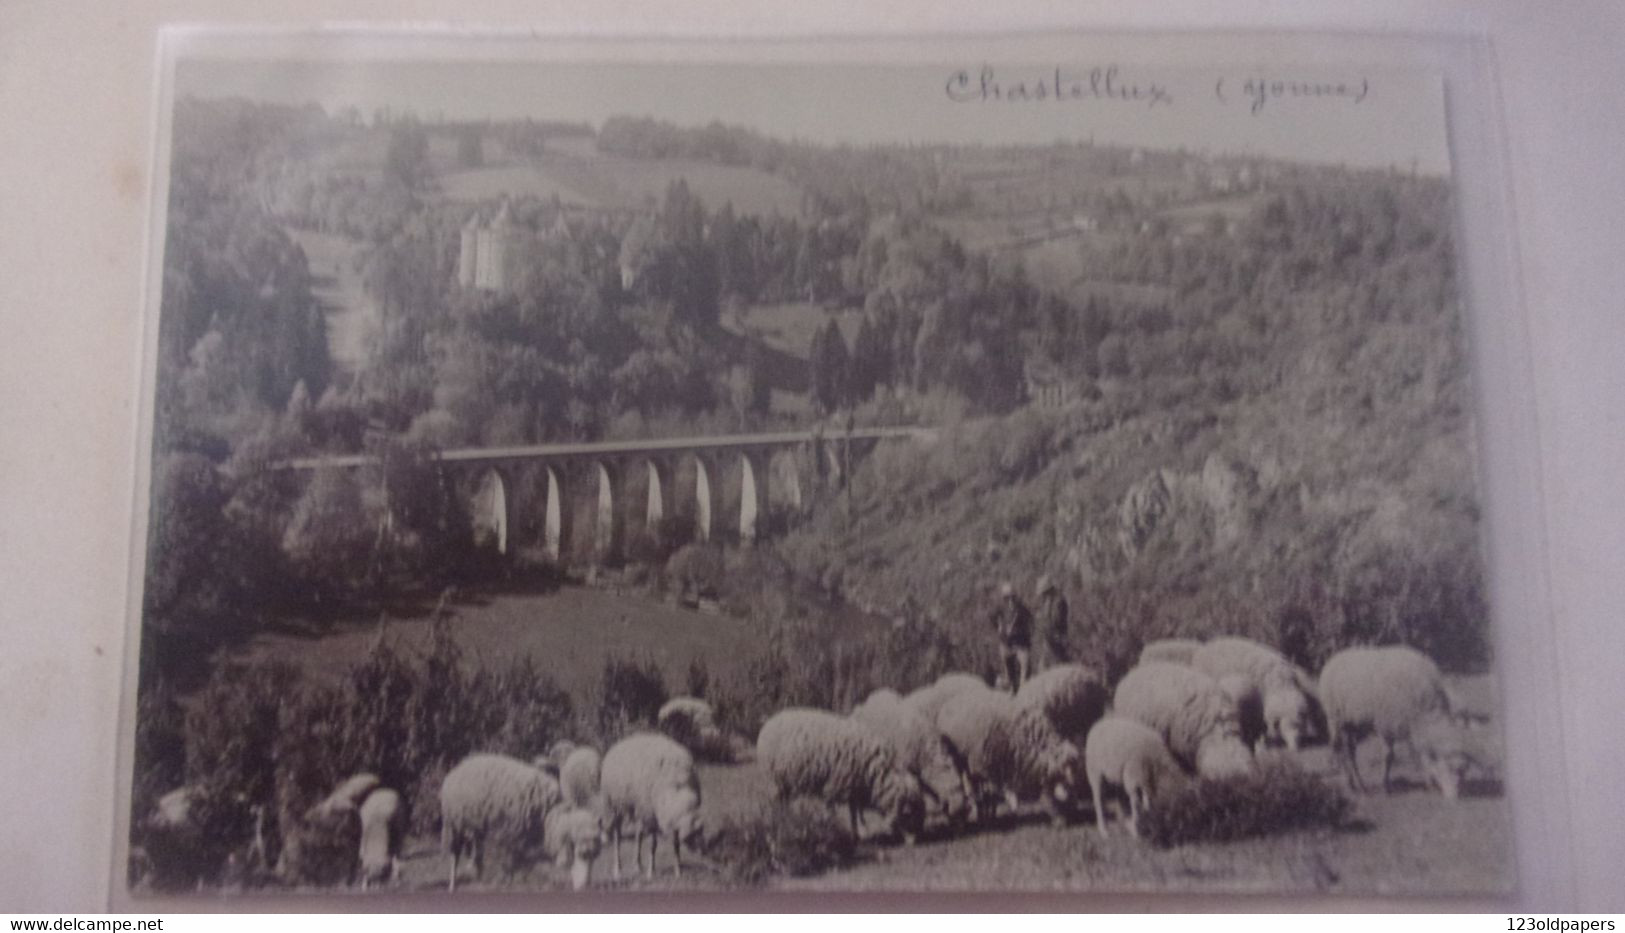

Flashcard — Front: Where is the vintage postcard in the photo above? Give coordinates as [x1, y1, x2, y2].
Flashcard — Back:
[119, 31, 1513, 900]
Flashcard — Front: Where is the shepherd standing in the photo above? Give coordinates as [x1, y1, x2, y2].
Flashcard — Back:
[1035, 575, 1071, 668]
[989, 581, 1034, 692]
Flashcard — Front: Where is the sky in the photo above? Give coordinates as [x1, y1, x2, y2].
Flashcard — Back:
[175, 57, 1452, 174]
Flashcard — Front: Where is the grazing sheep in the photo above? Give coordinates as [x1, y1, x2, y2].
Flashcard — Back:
[1215, 673, 1268, 751]
[1138, 638, 1203, 667]
[1318, 645, 1475, 798]
[542, 803, 607, 891]
[1084, 716, 1188, 838]
[278, 773, 380, 886]
[532, 740, 579, 778]
[558, 746, 602, 810]
[757, 708, 927, 843]
[1191, 636, 1322, 750]
[357, 787, 404, 890]
[439, 753, 562, 891]
[1015, 664, 1112, 747]
[657, 696, 728, 759]
[139, 786, 210, 890]
[935, 688, 1083, 826]
[1113, 662, 1254, 779]
[902, 672, 993, 726]
[601, 732, 704, 880]
[327, 773, 384, 810]
[851, 689, 972, 826]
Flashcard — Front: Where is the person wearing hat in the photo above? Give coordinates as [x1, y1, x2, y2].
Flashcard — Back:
[1035, 575, 1071, 668]
[988, 579, 1035, 692]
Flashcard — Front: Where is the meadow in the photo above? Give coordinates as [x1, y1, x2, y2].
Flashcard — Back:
[229, 584, 1513, 897]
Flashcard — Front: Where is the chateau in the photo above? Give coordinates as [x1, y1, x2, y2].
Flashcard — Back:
[457, 201, 522, 292]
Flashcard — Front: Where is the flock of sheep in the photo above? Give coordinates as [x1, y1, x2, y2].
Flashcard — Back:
[142, 637, 1485, 893]
[750, 637, 1483, 847]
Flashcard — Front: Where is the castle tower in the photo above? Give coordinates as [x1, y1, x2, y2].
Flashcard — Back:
[457, 212, 482, 288]
[475, 200, 517, 291]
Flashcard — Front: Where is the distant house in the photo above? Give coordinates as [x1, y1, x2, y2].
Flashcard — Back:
[1024, 360, 1078, 410]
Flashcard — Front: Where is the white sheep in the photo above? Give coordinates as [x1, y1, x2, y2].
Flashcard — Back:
[327, 773, 383, 811]
[139, 786, 207, 890]
[1138, 638, 1203, 667]
[756, 708, 927, 842]
[1318, 645, 1476, 798]
[438, 753, 563, 891]
[278, 772, 380, 886]
[935, 688, 1083, 825]
[1191, 636, 1322, 750]
[850, 689, 972, 826]
[1015, 663, 1112, 747]
[600, 732, 704, 880]
[558, 746, 602, 810]
[1084, 716, 1188, 839]
[901, 671, 993, 726]
[541, 803, 607, 891]
[657, 696, 728, 759]
[357, 787, 404, 890]
[1113, 662, 1254, 779]
[1215, 673, 1268, 752]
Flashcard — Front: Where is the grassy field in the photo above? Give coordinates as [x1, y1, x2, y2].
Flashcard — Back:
[384, 720, 1512, 897]
[435, 144, 803, 217]
[725, 302, 865, 362]
[434, 163, 588, 206]
[230, 586, 768, 702]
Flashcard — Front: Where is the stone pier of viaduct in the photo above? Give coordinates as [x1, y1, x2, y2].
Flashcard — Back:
[284, 426, 932, 566]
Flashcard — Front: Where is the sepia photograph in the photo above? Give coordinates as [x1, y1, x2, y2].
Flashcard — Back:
[121, 35, 1513, 900]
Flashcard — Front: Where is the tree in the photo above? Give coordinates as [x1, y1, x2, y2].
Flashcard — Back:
[281, 468, 376, 602]
[384, 121, 430, 192]
[729, 340, 773, 422]
[848, 314, 886, 402]
[810, 318, 850, 414]
[144, 453, 243, 642]
[456, 128, 484, 169]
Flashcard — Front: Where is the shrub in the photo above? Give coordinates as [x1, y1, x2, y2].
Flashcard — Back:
[130, 682, 188, 843]
[1139, 759, 1353, 848]
[685, 656, 711, 699]
[176, 661, 301, 886]
[596, 652, 669, 741]
[708, 799, 858, 885]
[147, 624, 580, 887]
[666, 542, 724, 598]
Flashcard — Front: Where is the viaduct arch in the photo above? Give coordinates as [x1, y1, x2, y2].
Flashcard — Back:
[283, 426, 932, 568]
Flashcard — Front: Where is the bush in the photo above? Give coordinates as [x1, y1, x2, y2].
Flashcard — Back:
[1139, 759, 1353, 848]
[708, 799, 858, 885]
[140, 624, 579, 888]
[666, 542, 724, 599]
[175, 661, 301, 886]
[685, 656, 711, 699]
[596, 652, 669, 741]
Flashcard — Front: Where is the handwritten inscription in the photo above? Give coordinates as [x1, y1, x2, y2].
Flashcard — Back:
[1215, 75, 1370, 114]
[946, 65, 1172, 109]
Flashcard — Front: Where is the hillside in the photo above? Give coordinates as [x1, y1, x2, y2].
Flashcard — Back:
[772, 175, 1487, 679]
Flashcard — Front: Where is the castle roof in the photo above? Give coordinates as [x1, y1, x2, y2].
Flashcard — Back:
[490, 199, 516, 230]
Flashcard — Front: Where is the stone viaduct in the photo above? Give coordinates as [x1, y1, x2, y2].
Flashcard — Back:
[284, 426, 932, 566]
